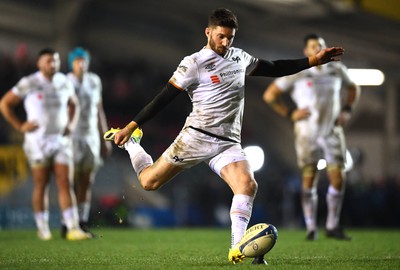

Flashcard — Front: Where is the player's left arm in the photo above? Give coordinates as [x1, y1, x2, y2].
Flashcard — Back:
[263, 82, 289, 117]
[96, 75, 112, 157]
[97, 100, 112, 157]
[65, 94, 79, 136]
[337, 82, 361, 126]
[250, 47, 345, 77]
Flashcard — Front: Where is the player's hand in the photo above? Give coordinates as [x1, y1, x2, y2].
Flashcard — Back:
[114, 121, 138, 146]
[336, 110, 351, 127]
[20, 121, 39, 133]
[313, 47, 345, 65]
[63, 126, 71, 136]
[291, 108, 311, 122]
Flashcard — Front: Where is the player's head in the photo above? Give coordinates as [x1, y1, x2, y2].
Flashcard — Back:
[37, 48, 60, 78]
[205, 8, 238, 56]
[303, 33, 327, 57]
[68, 47, 90, 74]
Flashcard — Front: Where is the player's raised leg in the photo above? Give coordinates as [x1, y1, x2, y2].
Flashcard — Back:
[104, 127, 184, 190]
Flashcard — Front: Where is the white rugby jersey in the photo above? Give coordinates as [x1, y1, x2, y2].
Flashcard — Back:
[67, 72, 102, 137]
[12, 71, 75, 137]
[275, 62, 354, 136]
[169, 47, 258, 142]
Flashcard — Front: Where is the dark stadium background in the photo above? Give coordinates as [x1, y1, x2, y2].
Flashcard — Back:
[0, 0, 399, 229]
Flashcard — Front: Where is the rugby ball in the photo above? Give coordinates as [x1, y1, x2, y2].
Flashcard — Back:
[238, 223, 278, 258]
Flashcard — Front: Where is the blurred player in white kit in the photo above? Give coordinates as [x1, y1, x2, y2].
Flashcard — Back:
[64, 47, 111, 237]
[263, 34, 360, 241]
[0, 48, 90, 240]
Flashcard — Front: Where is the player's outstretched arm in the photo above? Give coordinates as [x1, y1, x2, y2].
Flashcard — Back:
[250, 47, 345, 78]
[309, 47, 345, 66]
[0, 90, 38, 132]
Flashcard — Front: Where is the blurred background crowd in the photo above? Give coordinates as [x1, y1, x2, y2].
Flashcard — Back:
[0, 0, 399, 229]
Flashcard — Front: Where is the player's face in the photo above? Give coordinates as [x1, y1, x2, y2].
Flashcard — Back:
[205, 26, 236, 56]
[38, 53, 60, 78]
[72, 57, 88, 76]
[304, 38, 327, 57]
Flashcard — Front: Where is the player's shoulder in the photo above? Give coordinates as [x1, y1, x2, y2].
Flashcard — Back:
[86, 72, 101, 82]
[53, 72, 74, 90]
[229, 46, 245, 54]
[177, 50, 204, 72]
[229, 46, 254, 58]
[20, 71, 45, 87]
[54, 72, 68, 80]
[13, 72, 39, 94]
[22, 71, 41, 83]
[182, 49, 204, 63]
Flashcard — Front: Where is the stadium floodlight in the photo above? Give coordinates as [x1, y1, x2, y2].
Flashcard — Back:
[344, 149, 354, 172]
[244, 145, 265, 172]
[317, 150, 353, 172]
[348, 69, 385, 86]
[317, 159, 327, 170]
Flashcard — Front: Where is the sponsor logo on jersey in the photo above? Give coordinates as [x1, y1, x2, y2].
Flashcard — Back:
[205, 63, 216, 72]
[231, 56, 241, 63]
[177, 65, 188, 76]
[172, 155, 184, 162]
[219, 68, 245, 80]
[210, 75, 221, 84]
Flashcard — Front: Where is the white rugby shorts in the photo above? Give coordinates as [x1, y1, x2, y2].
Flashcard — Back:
[294, 126, 346, 168]
[23, 134, 73, 167]
[162, 127, 248, 177]
[72, 134, 101, 171]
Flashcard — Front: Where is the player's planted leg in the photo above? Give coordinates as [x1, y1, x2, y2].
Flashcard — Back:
[302, 188, 318, 241]
[35, 211, 52, 240]
[325, 166, 351, 240]
[221, 161, 257, 264]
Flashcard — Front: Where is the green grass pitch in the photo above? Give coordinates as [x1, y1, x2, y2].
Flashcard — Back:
[0, 228, 399, 269]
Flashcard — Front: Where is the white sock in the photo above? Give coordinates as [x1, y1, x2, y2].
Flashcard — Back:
[230, 194, 254, 248]
[302, 188, 318, 232]
[125, 141, 153, 175]
[78, 202, 91, 223]
[34, 211, 50, 233]
[62, 206, 79, 230]
[326, 185, 343, 230]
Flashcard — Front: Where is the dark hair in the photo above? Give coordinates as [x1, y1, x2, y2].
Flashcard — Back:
[208, 8, 238, 30]
[37, 48, 56, 59]
[304, 33, 321, 46]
